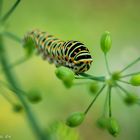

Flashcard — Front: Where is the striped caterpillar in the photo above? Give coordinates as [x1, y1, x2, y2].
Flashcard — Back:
[24, 29, 93, 74]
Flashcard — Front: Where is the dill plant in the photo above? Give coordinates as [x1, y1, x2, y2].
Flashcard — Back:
[0, 0, 140, 139]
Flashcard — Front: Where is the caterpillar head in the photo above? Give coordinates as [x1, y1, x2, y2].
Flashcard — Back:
[73, 52, 93, 74]
[66, 41, 93, 74]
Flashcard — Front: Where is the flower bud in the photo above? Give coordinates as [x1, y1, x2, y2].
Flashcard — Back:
[27, 90, 42, 103]
[96, 117, 108, 129]
[62, 80, 73, 88]
[124, 94, 138, 105]
[130, 74, 140, 86]
[66, 112, 85, 127]
[100, 31, 112, 54]
[89, 82, 99, 95]
[55, 66, 75, 88]
[13, 104, 23, 113]
[107, 118, 120, 137]
[112, 71, 121, 80]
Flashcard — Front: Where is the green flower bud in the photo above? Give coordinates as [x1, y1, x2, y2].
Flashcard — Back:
[89, 82, 99, 95]
[124, 94, 138, 105]
[100, 31, 112, 54]
[13, 104, 23, 113]
[23, 38, 35, 57]
[96, 117, 108, 129]
[62, 80, 73, 88]
[107, 118, 120, 137]
[66, 112, 85, 127]
[130, 74, 140, 86]
[27, 90, 42, 103]
[55, 66, 75, 88]
[112, 71, 121, 80]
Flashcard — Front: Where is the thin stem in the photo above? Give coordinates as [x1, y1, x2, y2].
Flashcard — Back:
[120, 57, 140, 73]
[0, 36, 48, 140]
[121, 71, 140, 78]
[114, 87, 124, 100]
[102, 88, 109, 117]
[0, 80, 27, 96]
[116, 83, 129, 96]
[118, 80, 131, 85]
[73, 81, 92, 86]
[0, 0, 3, 17]
[0, 88, 15, 105]
[108, 86, 112, 118]
[84, 84, 106, 115]
[0, 0, 21, 22]
[3, 31, 21, 43]
[78, 73, 106, 82]
[104, 54, 111, 75]
[0, 56, 29, 73]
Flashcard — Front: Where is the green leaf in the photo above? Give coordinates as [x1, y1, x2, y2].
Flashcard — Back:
[47, 122, 80, 140]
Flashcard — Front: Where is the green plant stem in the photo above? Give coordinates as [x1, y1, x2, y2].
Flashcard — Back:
[0, 56, 29, 73]
[117, 80, 131, 85]
[0, 88, 15, 105]
[73, 81, 92, 86]
[78, 73, 105, 82]
[116, 83, 129, 96]
[0, 36, 48, 140]
[102, 88, 109, 117]
[108, 86, 112, 117]
[114, 87, 124, 100]
[121, 71, 140, 78]
[84, 84, 106, 115]
[3, 31, 21, 43]
[120, 57, 140, 73]
[0, 0, 3, 17]
[0, 80, 28, 97]
[104, 54, 111, 75]
[0, 0, 21, 22]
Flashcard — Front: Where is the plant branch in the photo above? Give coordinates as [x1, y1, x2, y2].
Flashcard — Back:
[121, 71, 140, 78]
[0, 0, 3, 17]
[78, 73, 106, 82]
[108, 86, 112, 117]
[102, 87, 109, 117]
[0, 56, 29, 73]
[120, 57, 140, 73]
[115, 83, 129, 96]
[117, 80, 131, 85]
[0, 36, 48, 140]
[0, 88, 15, 105]
[0, 0, 21, 22]
[3, 31, 22, 43]
[84, 84, 106, 115]
[73, 81, 92, 86]
[104, 54, 111, 75]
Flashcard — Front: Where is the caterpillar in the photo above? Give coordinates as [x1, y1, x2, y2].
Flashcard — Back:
[24, 29, 93, 74]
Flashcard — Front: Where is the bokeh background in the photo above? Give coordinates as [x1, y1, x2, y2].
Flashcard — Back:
[0, 0, 140, 140]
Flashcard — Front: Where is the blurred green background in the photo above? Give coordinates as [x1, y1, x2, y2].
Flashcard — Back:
[0, 0, 140, 140]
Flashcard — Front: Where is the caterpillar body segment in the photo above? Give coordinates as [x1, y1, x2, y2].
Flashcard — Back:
[24, 29, 93, 74]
